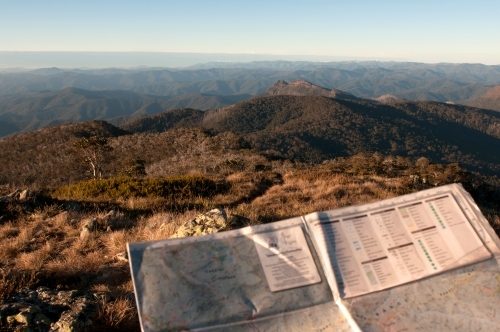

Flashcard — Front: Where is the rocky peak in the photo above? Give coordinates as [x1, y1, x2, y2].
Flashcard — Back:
[272, 80, 289, 88]
[374, 94, 402, 104]
[264, 79, 360, 101]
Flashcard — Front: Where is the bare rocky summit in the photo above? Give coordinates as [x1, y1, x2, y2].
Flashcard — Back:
[374, 94, 403, 104]
[263, 80, 362, 101]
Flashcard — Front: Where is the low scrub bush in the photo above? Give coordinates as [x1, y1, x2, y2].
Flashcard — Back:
[52, 176, 220, 200]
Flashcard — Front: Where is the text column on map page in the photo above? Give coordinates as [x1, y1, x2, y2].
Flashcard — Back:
[397, 194, 490, 272]
[253, 226, 322, 292]
[341, 215, 399, 291]
[423, 194, 490, 264]
[309, 217, 370, 297]
[397, 202, 454, 271]
[370, 209, 427, 282]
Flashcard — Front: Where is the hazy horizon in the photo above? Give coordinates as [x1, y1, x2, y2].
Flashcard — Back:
[1, 51, 498, 70]
[0, 51, 412, 70]
[1, 1, 499, 67]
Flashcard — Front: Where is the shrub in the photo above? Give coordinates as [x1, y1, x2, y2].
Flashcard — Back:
[52, 176, 219, 200]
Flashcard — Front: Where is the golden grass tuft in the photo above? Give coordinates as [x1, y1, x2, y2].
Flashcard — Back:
[134, 210, 202, 242]
[104, 230, 134, 255]
[15, 241, 54, 271]
[97, 297, 139, 330]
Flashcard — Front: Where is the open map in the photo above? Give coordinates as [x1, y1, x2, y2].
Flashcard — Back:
[129, 218, 352, 331]
[128, 184, 500, 331]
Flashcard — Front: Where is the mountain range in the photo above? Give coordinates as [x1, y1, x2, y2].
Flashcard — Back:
[1, 75, 499, 138]
[1, 61, 499, 182]
[8, 78, 497, 172]
[0, 87, 251, 136]
[2, 92, 500, 191]
[122, 92, 500, 174]
[2, 61, 499, 102]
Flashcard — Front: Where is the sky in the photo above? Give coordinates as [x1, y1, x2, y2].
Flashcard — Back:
[1, 0, 499, 68]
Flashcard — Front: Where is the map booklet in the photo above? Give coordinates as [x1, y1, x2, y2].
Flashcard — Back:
[127, 183, 500, 331]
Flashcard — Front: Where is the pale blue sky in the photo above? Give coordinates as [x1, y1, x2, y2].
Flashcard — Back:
[1, 0, 499, 66]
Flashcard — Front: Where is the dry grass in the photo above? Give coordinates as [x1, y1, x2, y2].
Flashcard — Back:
[96, 297, 139, 331]
[133, 210, 203, 242]
[1, 160, 499, 331]
[15, 241, 54, 271]
[232, 172, 407, 224]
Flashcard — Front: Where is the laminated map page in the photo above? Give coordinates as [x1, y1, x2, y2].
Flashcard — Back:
[128, 183, 500, 331]
[128, 217, 353, 332]
[304, 183, 500, 331]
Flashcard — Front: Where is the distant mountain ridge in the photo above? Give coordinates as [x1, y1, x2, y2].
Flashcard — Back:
[0, 88, 249, 137]
[2, 61, 500, 103]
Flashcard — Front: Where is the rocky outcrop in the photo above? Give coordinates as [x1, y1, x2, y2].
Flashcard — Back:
[0, 189, 23, 202]
[170, 209, 251, 238]
[0, 287, 105, 332]
[171, 208, 228, 238]
[79, 210, 128, 239]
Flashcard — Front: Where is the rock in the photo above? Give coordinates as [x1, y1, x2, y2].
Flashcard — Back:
[53, 211, 69, 225]
[80, 218, 97, 240]
[18, 189, 30, 201]
[82, 218, 97, 231]
[54, 296, 96, 332]
[114, 252, 128, 262]
[171, 208, 228, 238]
[0, 287, 104, 332]
[79, 228, 91, 240]
[0, 302, 50, 331]
[0, 188, 21, 202]
[79, 211, 129, 238]
[100, 210, 119, 230]
[228, 214, 251, 227]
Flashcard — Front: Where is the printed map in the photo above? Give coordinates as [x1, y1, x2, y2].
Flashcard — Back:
[344, 257, 500, 331]
[129, 227, 351, 331]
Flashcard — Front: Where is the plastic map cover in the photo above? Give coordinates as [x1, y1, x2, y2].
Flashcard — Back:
[128, 184, 500, 331]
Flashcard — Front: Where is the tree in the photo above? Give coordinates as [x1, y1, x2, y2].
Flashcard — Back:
[119, 158, 147, 177]
[71, 136, 112, 179]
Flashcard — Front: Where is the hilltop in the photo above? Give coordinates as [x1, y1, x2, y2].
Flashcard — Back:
[2, 63, 500, 330]
[121, 93, 500, 175]
[262, 80, 362, 101]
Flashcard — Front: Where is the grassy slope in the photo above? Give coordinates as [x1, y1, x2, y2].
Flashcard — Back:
[1, 154, 499, 330]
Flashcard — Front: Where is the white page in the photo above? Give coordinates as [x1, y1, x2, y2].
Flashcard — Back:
[305, 184, 492, 298]
[128, 217, 349, 331]
[253, 226, 322, 292]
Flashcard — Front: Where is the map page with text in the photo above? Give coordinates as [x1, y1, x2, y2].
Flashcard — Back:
[129, 184, 500, 331]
